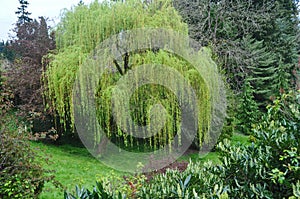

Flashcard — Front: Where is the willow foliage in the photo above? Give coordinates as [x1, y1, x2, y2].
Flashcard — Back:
[44, 0, 222, 150]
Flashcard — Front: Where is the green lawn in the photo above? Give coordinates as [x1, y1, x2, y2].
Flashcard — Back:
[32, 133, 250, 198]
[31, 141, 125, 199]
[34, 140, 217, 198]
[3, 113, 250, 198]
[231, 133, 250, 146]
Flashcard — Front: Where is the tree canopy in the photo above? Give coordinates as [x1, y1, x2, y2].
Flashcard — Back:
[44, 0, 225, 151]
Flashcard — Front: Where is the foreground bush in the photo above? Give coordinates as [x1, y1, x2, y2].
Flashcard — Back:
[64, 181, 125, 199]
[140, 91, 300, 198]
[0, 121, 57, 198]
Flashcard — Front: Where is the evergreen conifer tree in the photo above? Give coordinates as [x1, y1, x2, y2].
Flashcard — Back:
[15, 0, 32, 24]
[251, 0, 299, 100]
[173, 0, 299, 105]
[236, 79, 260, 134]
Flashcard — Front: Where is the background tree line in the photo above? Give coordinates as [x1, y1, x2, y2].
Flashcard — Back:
[173, 0, 300, 134]
[0, 0, 299, 140]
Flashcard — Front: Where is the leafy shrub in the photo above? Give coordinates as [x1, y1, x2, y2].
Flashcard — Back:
[64, 181, 125, 199]
[251, 91, 300, 197]
[0, 122, 56, 198]
[215, 91, 300, 198]
[292, 181, 300, 198]
[138, 161, 229, 199]
[0, 63, 14, 116]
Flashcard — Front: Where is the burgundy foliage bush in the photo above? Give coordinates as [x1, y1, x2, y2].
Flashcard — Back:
[6, 17, 55, 127]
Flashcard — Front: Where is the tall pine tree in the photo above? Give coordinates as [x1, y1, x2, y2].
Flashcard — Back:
[173, 0, 299, 105]
[236, 79, 260, 134]
[243, 37, 277, 106]
[15, 0, 32, 24]
[251, 0, 299, 101]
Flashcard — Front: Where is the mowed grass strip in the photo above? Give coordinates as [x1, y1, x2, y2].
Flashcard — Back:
[30, 141, 124, 199]
[32, 133, 249, 198]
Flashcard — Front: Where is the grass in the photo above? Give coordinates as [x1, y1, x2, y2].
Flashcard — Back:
[231, 132, 250, 145]
[2, 112, 250, 198]
[35, 132, 250, 198]
[179, 133, 250, 164]
[34, 139, 219, 198]
[34, 140, 220, 198]
[179, 151, 220, 163]
[30, 141, 125, 199]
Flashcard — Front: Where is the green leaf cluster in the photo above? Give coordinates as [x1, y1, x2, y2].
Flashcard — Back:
[0, 124, 53, 198]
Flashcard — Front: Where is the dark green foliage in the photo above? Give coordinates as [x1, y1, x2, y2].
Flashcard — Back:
[236, 80, 260, 134]
[242, 37, 277, 106]
[219, 91, 300, 198]
[173, 0, 272, 89]
[15, 0, 32, 24]
[0, 124, 50, 198]
[173, 0, 299, 106]
[218, 87, 237, 142]
[0, 41, 16, 62]
[252, 1, 299, 102]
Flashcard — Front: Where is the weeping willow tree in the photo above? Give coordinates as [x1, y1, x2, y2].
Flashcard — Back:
[44, 0, 225, 152]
